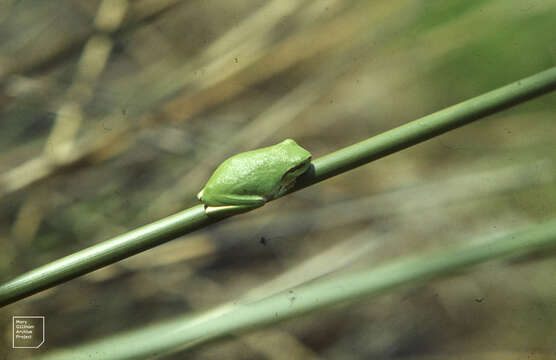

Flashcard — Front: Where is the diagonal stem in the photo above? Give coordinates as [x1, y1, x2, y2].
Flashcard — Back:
[1, 66, 555, 307]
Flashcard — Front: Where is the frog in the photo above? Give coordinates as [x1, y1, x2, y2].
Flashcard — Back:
[197, 139, 312, 216]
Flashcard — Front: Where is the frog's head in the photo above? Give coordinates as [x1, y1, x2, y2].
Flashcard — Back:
[275, 139, 312, 197]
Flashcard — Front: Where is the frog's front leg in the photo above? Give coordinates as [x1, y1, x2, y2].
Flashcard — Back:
[204, 194, 266, 217]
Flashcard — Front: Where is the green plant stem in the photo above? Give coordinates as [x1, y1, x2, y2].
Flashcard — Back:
[38, 219, 556, 360]
[0, 206, 212, 306]
[291, 66, 556, 189]
[1, 66, 556, 307]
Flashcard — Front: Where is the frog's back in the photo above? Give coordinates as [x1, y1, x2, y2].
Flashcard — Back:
[199, 150, 282, 205]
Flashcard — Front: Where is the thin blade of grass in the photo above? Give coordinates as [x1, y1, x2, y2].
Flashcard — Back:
[38, 219, 556, 360]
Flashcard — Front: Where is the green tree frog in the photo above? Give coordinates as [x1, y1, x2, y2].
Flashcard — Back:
[197, 139, 312, 216]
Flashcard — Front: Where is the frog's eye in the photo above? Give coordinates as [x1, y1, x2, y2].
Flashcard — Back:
[281, 159, 311, 182]
[288, 161, 309, 173]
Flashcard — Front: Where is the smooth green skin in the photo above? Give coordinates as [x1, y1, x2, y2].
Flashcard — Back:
[197, 139, 311, 215]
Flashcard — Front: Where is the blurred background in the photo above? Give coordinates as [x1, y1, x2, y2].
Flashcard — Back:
[1, 0, 556, 358]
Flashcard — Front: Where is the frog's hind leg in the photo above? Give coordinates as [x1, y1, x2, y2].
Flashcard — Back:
[211, 194, 267, 207]
[204, 194, 266, 217]
[204, 204, 261, 217]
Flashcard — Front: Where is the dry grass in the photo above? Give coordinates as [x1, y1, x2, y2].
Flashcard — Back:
[1, 0, 556, 358]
